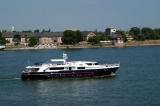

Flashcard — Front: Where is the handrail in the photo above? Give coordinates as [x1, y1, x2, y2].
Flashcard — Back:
[106, 63, 120, 67]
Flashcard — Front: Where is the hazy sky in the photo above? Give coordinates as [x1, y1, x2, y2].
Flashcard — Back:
[0, 0, 160, 31]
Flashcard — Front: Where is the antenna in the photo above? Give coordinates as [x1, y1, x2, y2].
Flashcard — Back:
[63, 52, 68, 60]
[11, 26, 15, 32]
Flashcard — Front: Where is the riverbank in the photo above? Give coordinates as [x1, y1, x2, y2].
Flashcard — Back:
[125, 40, 160, 47]
[3, 40, 160, 50]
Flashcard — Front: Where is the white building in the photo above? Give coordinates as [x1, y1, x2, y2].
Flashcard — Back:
[105, 28, 117, 36]
[86, 32, 96, 40]
[11, 26, 15, 32]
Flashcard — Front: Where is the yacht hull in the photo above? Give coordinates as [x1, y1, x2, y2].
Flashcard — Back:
[21, 67, 119, 80]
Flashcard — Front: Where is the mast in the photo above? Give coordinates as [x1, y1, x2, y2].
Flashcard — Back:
[63, 52, 68, 64]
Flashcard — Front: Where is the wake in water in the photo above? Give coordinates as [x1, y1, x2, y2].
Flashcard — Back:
[0, 77, 21, 81]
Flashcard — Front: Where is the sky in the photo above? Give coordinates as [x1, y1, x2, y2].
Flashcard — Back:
[0, 0, 160, 31]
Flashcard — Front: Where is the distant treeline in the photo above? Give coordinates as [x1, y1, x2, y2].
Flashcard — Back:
[128, 27, 160, 41]
[1, 27, 160, 45]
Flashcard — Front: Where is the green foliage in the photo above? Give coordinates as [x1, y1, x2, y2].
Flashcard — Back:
[129, 27, 160, 41]
[0, 37, 6, 45]
[129, 27, 141, 36]
[154, 28, 160, 39]
[34, 29, 40, 33]
[0, 32, 2, 37]
[13, 34, 21, 45]
[28, 36, 39, 47]
[129, 27, 142, 40]
[62, 30, 83, 45]
[75, 30, 83, 42]
[0, 32, 8, 45]
[141, 27, 158, 40]
[154, 28, 160, 35]
[105, 35, 112, 41]
[116, 30, 127, 42]
[42, 29, 51, 32]
[88, 35, 105, 45]
[135, 35, 145, 41]
[88, 36, 99, 44]
[116, 30, 125, 35]
[96, 32, 112, 41]
[22, 30, 32, 33]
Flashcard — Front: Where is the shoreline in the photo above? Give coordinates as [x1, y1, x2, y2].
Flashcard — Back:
[3, 40, 160, 51]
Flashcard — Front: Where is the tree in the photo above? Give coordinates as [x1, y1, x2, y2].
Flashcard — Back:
[129, 27, 141, 40]
[129, 27, 141, 36]
[116, 30, 127, 42]
[22, 30, 32, 33]
[0, 37, 7, 45]
[28, 36, 39, 47]
[13, 34, 21, 45]
[88, 35, 105, 45]
[62, 30, 83, 45]
[42, 29, 51, 32]
[75, 30, 83, 43]
[34, 29, 40, 33]
[88, 36, 99, 45]
[141, 27, 156, 40]
[105, 35, 112, 41]
[0, 32, 8, 45]
[95, 32, 112, 41]
[62, 30, 75, 44]
[154, 28, 160, 39]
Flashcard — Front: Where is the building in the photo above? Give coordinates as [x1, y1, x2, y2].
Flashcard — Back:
[105, 28, 117, 36]
[113, 34, 125, 47]
[86, 32, 96, 40]
[2, 32, 63, 46]
[38, 32, 63, 45]
[126, 34, 134, 41]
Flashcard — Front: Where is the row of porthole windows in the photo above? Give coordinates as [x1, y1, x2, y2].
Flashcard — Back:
[49, 67, 85, 70]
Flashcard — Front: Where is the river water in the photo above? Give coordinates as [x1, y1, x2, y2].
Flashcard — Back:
[0, 46, 160, 106]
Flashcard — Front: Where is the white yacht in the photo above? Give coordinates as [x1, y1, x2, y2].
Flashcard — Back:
[21, 53, 120, 80]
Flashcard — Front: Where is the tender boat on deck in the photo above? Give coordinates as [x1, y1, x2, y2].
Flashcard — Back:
[21, 53, 120, 80]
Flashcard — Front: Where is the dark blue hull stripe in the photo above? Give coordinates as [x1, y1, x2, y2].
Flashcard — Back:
[21, 68, 119, 80]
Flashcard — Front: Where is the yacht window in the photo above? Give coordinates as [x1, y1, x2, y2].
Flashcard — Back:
[34, 68, 39, 71]
[77, 67, 85, 69]
[95, 63, 99, 65]
[86, 63, 92, 66]
[30, 68, 39, 72]
[50, 67, 64, 70]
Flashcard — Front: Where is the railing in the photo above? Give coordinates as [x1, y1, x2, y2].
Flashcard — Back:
[106, 63, 120, 67]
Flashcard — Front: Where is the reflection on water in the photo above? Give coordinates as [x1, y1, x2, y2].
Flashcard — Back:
[21, 78, 116, 106]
